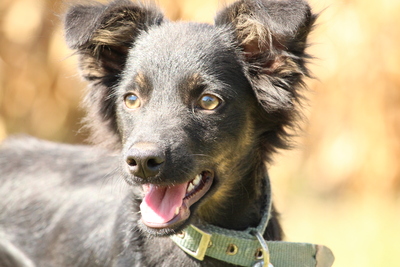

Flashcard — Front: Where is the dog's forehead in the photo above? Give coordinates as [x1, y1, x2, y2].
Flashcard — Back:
[123, 22, 245, 92]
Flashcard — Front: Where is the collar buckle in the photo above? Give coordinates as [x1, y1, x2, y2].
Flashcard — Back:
[174, 225, 211, 261]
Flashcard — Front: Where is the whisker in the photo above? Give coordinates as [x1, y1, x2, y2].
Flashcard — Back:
[191, 153, 213, 159]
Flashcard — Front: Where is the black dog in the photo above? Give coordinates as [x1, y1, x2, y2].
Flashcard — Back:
[0, 0, 316, 266]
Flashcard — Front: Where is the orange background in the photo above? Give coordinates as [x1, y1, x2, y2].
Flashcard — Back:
[1, 0, 399, 266]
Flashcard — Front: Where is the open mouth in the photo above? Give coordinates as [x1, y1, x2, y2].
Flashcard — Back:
[139, 171, 214, 229]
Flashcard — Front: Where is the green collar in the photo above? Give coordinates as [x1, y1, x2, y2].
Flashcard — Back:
[170, 224, 334, 267]
[170, 176, 334, 267]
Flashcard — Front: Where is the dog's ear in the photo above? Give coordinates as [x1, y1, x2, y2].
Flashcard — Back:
[215, 0, 315, 111]
[64, 0, 164, 148]
[65, 0, 163, 84]
[216, 0, 316, 156]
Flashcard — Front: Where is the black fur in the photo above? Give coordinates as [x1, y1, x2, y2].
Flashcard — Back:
[0, 0, 315, 266]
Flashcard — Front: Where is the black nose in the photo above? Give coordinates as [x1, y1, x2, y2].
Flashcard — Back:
[125, 143, 165, 179]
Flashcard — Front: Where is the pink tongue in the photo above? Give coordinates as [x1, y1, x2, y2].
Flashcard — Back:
[140, 183, 188, 225]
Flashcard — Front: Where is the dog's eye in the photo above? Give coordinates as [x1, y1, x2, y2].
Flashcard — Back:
[124, 93, 141, 109]
[199, 94, 220, 110]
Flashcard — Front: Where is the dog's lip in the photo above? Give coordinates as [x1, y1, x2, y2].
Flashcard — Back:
[140, 171, 214, 229]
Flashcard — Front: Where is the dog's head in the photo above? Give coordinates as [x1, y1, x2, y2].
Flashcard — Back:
[65, 0, 315, 235]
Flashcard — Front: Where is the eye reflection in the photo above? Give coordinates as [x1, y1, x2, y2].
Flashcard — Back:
[124, 93, 141, 109]
[199, 94, 220, 110]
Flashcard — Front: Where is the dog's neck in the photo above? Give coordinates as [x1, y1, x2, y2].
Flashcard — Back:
[198, 162, 268, 232]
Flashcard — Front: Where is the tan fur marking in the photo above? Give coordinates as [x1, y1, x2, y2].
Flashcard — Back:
[236, 15, 272, 53]
[186, 73, 202, 90]
[197, 114, 256, 224]
[135, 72, 148, 89]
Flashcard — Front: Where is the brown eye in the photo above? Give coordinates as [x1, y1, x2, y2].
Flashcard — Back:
[199, 94, 220, 110]
[124, 93, 141, 109]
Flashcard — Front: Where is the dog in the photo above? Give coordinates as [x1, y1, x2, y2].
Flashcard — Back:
[0, 0, 316, 266]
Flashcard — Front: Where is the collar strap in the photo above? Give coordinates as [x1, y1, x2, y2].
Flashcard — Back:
[170, 224, 334, 267]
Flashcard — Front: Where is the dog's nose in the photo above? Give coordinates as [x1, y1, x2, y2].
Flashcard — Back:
[125, 143, 165, 179]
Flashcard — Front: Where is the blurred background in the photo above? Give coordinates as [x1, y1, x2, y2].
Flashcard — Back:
[0, 0, 399, 266]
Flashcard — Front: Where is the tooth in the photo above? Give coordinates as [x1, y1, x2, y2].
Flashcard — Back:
[175, 207, 180, 215]
[187, 183, 195, 193]
[193, 174, 202, 186]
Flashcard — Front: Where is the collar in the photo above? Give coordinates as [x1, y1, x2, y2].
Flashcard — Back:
[170, 175, 334, 267]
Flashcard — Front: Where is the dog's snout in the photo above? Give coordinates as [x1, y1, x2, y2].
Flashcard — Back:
[126, 143, 165, 179]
